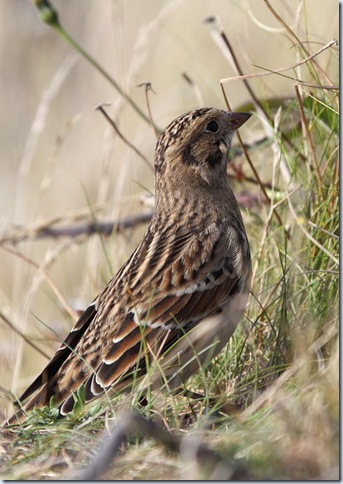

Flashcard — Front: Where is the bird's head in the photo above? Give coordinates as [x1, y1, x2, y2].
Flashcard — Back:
[155, 108, 251, 188]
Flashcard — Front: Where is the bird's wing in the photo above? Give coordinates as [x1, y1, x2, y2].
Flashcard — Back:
[14, 221, 249, 419]
[127, 221, 249, 329]
[56, 222, 249, 414]
[18, 303, 97, 404]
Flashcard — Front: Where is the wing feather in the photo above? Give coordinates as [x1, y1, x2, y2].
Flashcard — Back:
[18, 303, 97, 404]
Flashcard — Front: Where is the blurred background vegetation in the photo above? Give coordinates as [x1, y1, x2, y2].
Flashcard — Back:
[0, 0, 339, 479]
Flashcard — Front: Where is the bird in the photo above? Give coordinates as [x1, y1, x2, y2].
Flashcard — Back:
[5, 107, 252, 424]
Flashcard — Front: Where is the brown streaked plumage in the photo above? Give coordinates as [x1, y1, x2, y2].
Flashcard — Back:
[5, 107, 252, 424]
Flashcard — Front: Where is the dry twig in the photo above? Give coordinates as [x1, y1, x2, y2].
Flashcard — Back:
[72, 411, 249, 480]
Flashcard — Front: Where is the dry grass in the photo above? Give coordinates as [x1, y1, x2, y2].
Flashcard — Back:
[0, 0, 339, 480]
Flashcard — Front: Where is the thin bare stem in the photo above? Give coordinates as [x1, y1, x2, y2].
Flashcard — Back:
[182, 72, 205, 107]
[73, 410, 247, 480]
[136, 82, 161, 138]
[220, 39, 337, 86]
[294, 84, 324, 201]
[96, 105, 153, 171]
[1, 245, 78, 321]
[263, 0, 334, 86]
[0, 311, 50, 360]
[0, 211, 153, 244]
[204, 16, 264, 114]
[221, 89, 285, 231]
[33, 0, 152, 126]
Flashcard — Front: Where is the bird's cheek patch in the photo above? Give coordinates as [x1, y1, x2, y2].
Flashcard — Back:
[205, 149, 223, 168]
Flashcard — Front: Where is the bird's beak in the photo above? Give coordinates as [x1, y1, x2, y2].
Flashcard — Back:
[228, 112, 252, 130]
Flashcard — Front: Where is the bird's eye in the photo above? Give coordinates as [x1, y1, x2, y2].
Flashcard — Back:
[205, 120, 219, 133]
